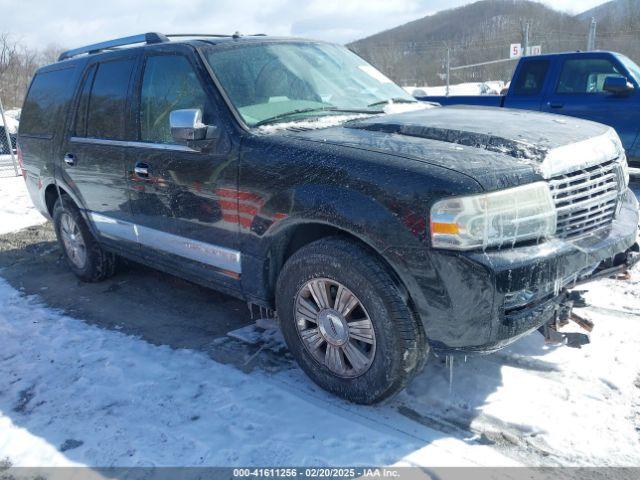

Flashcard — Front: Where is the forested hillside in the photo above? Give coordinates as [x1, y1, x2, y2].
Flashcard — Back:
[348, 0, 640, 86]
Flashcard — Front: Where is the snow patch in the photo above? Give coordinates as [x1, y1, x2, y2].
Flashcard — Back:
[0, 279, 513, 467]
[0, 177, 46, 234]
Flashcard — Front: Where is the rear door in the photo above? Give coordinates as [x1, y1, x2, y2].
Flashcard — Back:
[18, 64, 79, 214]
[541, 55, 639, 152]
[126, 46, 240, 287]
[62, 53, 139, 249]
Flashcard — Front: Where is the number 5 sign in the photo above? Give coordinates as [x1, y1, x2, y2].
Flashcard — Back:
[510, 43, 522, 59]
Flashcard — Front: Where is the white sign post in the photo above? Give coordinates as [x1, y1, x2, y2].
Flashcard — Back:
[510, 44, 541, 59]
[528, 45, 542, 56]
[510, 43, 522, 59]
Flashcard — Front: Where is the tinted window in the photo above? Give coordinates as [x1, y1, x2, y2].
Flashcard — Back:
[74, 65, 97, 137]
[512, 60, 549, 96]
[557, 59, 624, 94]
[20, 67, 76, 136]
[140, 55, 208, 143]
[85, 58, 135, 139]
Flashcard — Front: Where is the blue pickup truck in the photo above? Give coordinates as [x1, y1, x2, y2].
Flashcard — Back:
[416, 51, 640, 168]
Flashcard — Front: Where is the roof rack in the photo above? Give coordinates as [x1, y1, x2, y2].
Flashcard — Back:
[166, 33, 233, 38]
[58, 32, 169, 61]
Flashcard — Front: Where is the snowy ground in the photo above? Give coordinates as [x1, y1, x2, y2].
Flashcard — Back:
[404, 81, 505, 97]
[0, 175, 46, 234]
[0, 177, 639, 468]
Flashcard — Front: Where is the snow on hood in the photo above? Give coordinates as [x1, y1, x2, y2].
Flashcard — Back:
[346, 106, 620, 178]
[257, 114, 371, 133]
[256, 102, 434, 133]
[283, 106, 621, 191]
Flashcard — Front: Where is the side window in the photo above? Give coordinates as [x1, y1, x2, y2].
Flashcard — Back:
[140, 55, 209, 144]
[74, 65, 97, 137]
[557, 59, 624, 94]
[20, 67, 76, 136]
[511, 60, 549, 96]
[84, 58, 135, 139]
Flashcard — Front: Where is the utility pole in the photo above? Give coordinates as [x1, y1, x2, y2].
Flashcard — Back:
[523, 22, 530, 57]
[445, 46, 450, 97]
[587, 18, 597, 51]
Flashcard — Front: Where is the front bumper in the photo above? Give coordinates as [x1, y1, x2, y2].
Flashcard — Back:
[423, 188, 639, 354]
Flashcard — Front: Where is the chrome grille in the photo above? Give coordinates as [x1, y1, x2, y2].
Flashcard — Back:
[548, 158, 622, 239]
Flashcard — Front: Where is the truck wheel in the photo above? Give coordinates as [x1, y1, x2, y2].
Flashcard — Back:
[52, 197, 116, 282]
[276, 236, 427, 404]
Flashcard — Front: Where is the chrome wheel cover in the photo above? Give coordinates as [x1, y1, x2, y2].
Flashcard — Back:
[60, 212, 87, 269]
[295, 278, 376, 378]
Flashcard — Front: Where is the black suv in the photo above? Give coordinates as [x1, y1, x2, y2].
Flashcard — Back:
[18, 33, 639, 403]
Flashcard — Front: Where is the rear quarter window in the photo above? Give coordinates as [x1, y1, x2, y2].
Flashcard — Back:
[511, 60, 549, 96]
[20, 67, 76, 137]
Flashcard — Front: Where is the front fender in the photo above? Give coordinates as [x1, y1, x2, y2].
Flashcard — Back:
[241, 183, 445, 325]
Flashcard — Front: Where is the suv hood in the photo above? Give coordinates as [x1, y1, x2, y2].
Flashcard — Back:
[283, 106, 621, 191]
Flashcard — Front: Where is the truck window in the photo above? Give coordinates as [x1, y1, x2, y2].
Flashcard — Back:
[557, 59, 625, 94]
[139, 55, 209, 144]
[20, 67, 76, 137]
[84, 58, 135, 140]
[511, 60, 549, 96]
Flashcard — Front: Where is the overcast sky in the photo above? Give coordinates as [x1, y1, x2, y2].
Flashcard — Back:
[1, 0, 610, 49]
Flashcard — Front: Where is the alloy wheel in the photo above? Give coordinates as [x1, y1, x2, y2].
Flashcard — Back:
[295, 278, 376, 378]
[60, 212, 87, 269]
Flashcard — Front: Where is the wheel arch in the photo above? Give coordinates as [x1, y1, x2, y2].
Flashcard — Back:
[263, 220, 418, 319]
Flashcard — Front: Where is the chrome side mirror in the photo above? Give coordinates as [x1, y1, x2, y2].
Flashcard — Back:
[170, 109, 207, 141]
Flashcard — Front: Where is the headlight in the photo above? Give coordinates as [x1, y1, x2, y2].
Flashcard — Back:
[430, 182, 557, 250]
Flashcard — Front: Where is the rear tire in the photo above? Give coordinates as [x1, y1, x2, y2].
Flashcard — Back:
[52, 197, 116, 282]
[276, 236, 427, 404]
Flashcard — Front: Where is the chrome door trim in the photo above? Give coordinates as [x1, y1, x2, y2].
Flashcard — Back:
[88, 212, 241, 274]
[70, 136, 196, 152]
[90, 212, 138, 243]
[136, 224, 241, 274]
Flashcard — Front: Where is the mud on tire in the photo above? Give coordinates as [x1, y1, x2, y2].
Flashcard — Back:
[52, 196, 116, 282]
[276, 236, 428, 404]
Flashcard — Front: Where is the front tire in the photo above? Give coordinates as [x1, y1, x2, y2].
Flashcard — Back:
[52, 197, 116, 282]
[276, 236, 427, 404]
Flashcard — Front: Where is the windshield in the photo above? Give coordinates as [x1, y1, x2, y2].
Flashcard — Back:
[617, 54, 640, 85]
[203, 41, 416, 127]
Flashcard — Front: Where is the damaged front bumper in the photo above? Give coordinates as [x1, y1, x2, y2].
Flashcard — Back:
[425, 188, 639, 355]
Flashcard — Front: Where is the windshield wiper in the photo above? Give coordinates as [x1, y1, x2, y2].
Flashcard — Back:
[367, 98, 417, 108]
[254, 106, 338, 127]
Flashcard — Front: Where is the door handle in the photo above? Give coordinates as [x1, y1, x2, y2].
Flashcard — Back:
[548, 102, 564, 109]
[134, 162, 150, 178]
[63, 153, 76, 166]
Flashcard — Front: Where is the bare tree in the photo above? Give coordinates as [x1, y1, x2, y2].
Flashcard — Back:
[0, 34, 64, 109]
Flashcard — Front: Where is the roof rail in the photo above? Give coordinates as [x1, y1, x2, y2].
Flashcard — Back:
[58, 32, 169, 61]
[166, 33, 233, 38]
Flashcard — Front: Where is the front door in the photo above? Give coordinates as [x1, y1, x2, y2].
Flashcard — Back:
[62, 54, 138, 249]
[542, 55, 639, 152]
[126, 48, 240, 288]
